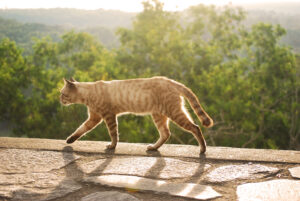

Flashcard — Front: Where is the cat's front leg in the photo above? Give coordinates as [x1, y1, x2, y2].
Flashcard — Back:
[66, 112, 102, 144]
[104, 114, 119, 149]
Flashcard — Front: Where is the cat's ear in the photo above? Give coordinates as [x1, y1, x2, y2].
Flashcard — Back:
[70, 77, 77, 82]
[63, 78, 75, 87]
[63, 78, 70, 84]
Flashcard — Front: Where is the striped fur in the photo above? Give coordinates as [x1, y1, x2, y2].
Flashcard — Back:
[60, 77, 213, 153]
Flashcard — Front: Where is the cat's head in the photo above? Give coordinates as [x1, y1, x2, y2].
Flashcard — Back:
[60, 78, 78, 106]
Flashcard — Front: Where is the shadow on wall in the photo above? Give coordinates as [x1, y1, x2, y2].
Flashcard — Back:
[42, 146, 208, 200]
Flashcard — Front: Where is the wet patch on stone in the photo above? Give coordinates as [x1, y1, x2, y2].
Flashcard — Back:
[84, 175, 222, 200]
[80, 156, 210, 179]
[289, 166, 300, 179]
[81, 191, 141, 201]
[237, 179, 300, 201]
[206, 164, 279, 183]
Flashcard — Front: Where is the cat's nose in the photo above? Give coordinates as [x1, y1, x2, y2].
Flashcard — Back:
[59, 95, 64, 104]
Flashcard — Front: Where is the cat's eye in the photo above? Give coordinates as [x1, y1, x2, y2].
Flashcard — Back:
[61, 93, 69, 98]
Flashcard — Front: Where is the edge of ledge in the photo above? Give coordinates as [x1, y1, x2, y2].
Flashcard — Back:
[0, 137, 299, 163]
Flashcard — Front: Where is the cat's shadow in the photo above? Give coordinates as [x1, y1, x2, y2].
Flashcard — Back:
[43, 145, 207, 200]
[145, 150, 166, 178]
[141, 148, 207, 195]
[42, 145, 116, 200]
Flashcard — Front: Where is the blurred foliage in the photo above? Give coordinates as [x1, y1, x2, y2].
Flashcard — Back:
[0, 0, 299, 150]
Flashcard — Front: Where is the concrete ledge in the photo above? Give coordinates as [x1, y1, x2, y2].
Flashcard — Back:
[0, 137, 299, 163]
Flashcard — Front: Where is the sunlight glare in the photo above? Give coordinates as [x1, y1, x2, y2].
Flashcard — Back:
[1, 0, 300, 11]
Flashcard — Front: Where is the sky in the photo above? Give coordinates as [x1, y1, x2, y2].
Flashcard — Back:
[0, 0, 299, 12]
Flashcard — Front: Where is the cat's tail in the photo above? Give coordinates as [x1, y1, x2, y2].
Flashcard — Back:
[173, 81, 213, 128]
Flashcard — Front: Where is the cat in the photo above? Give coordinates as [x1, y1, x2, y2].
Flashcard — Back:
[60, 76, 213, 153]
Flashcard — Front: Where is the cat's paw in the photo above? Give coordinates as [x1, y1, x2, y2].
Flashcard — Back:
[200, 146, 206, 154]
[66, 136, 77, 144]
[146, 144, 157, 151]
[106, 144, 116, 149]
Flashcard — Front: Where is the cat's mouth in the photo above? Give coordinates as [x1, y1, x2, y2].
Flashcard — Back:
[60, 97, 71, 106]
[61, 101, 70, 106]
[61, 99, 72, 106]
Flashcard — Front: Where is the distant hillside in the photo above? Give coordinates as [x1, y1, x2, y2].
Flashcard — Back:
[1, 3, 300, 52]
[0, 8, 133, 49]
[0, 17, 118, 51]
[242, 3, 300, 51]
[241, 2, 300, 15]
[0, 17, 65, 53]
[0, 8, 135, 29]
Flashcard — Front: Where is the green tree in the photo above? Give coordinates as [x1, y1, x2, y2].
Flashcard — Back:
[116, 1, 299, 149]
[0, 38, 29, 124]
[3, 1, 299, 150]
[117, 0, 189, 79]
[13, 31, 119, 141]
[242, 23, 299, 149]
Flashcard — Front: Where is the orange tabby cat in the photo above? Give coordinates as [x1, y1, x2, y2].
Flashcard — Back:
[60, 77, 213, 153]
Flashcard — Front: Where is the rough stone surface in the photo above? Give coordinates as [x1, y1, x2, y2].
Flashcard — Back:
[0, 177, 81, 200]
[206, 164, 279, 183]
[80, 156, 210, 179]
[0, 148, 80, 173]
[2, 137, 300, 163]
[0, 148, 81, 200]
[1, 137, 300, 201]
[81, 191, 140, 201]
[0, 186, 20, 199]
[289, 166, 300, 179]
[237, 179, 300, 201]
[84, 175, 222, 200]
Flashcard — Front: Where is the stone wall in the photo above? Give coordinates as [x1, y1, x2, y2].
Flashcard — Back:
[0, 137, 299, 201]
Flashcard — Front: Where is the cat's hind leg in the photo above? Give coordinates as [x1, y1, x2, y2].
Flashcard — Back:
[104, 114, 119, 149]
[169, 109, 207, 154]
[147, 113, 171, 151]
